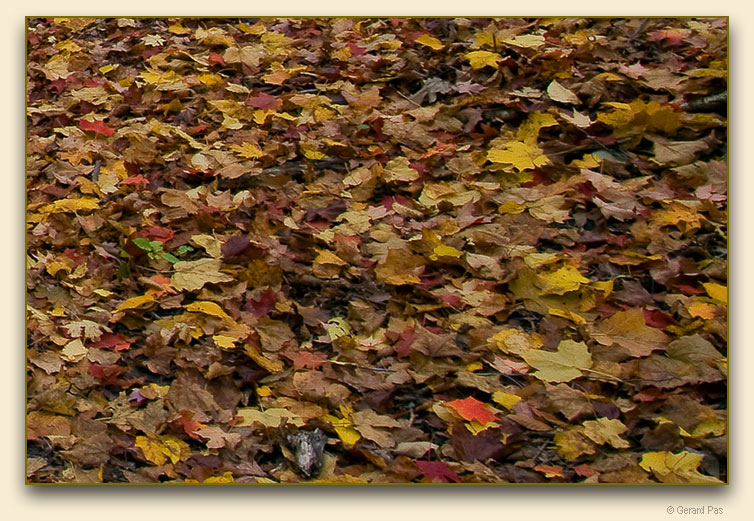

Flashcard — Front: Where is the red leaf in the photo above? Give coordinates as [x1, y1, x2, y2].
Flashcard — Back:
[244, 288, 277, 317]
[346, 42, 367, 56]
[79, 119, 115, 137]
[414, 460, 460, 483]
[90, 333, 132, 351]
[573, 464, 596, 478]
[289, 351, 328, 370]
[208, 51, 225, 66]
[445, 397, 498, 425]
[393, 326, 415, 357]
[643, 308, 675, 329]
[88, 363, 127, 384]
[246, 92, 282, 111]
[222, 235, 252, 259]
[136, 226, 175, 244]
[534, 465, 566, 478]
[121, 175, 149, 189]
[178, 415, 204, 439]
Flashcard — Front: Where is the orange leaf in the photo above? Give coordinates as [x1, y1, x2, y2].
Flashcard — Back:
[445, 397, 498, 425]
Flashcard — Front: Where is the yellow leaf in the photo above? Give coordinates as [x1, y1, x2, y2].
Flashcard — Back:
[301, 146, 326, 160]
[690, 418, 725, 438]
[415, 34, 444, 50]
[554, 428, 596, 461]
[639, 451, 723, 483]
[430, 244, 463, 260]
[139, 69, 181, 85]
[497, 201, 526, 214]
[502, 34, 546, 49]
[487, 141, 549, 171]
[243, 343, 284, 373]
[60, 339, 88, 363]
[535, 265, 590, 295]
[516, 112, 558, 144]
[98, 64, 117, 74]
[687, 300, 716, 320]
[185, 301, 231, 320]
[385, 274, 421, 285]
[221, 114, 244, 130]
[198, 73, 224, 86]
[314, 249, 348, 266]
[384, 156, 419, 183]
[203, 471, 235, 483]
[491, 391, 521, 410]
[591, 280, 614, 296]
[547, 80, 580, 104]
[114, 294, 156, 313]
[230, 142, 264, 159]
[239, 22, 266, 35]
[213, 335, 237, 349]
[591, 308, 670, 357]
[168, 23, 191, 35]
[490, 328, 544, 355]
[465, 50, 501, 69]
[170, 258, 234, 292]
[134, 436, 167, 465]
[189, 234, 222, 258]
[334, 426, 362, 448]
[375, 248, 425, 286]
[582, 417, 630, 448]
[236, 407, 304, 428]
[702, 282, 727, 304]
[521, 340, 592, 382]
[548, 307, 587, 325]
[41, 197, 99, 214]
[160, 436, 191, 464]
[523, 252, 560, 269]
[256, 385, 272, 397]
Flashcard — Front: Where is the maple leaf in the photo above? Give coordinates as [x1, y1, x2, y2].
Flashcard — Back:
[415, 33, 444, 50]
[521, 340, 592, 383]
[415, 460, 460, 483]
[591, 309, 670, 357]
[79, 119, 115, 137]
[582, 418, 631, 449]
[535, 265, 591, 295]
[639, 451, 722, 484]
[445, 397, 499, 425]
[170, 258, 234, 292]
[487, 141, 550, 171]
[465, 50, 501, 69]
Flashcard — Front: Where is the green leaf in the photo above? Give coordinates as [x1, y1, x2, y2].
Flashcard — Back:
[132, 237, 152, 250]
[177, 245, 194, 255]
[161, 252, 180, 264]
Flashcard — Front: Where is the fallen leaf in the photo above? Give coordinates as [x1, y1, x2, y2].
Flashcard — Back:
[445, 397, 499, 425]
[592, 309, 670, 357]
[582, 417, 631, 448]
[547, 80, 580, 104]
[521, 340, 592, 382]
[170, 258, 234, 292]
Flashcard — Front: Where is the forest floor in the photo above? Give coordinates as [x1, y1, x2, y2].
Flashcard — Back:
[26, 17, 727, 484]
